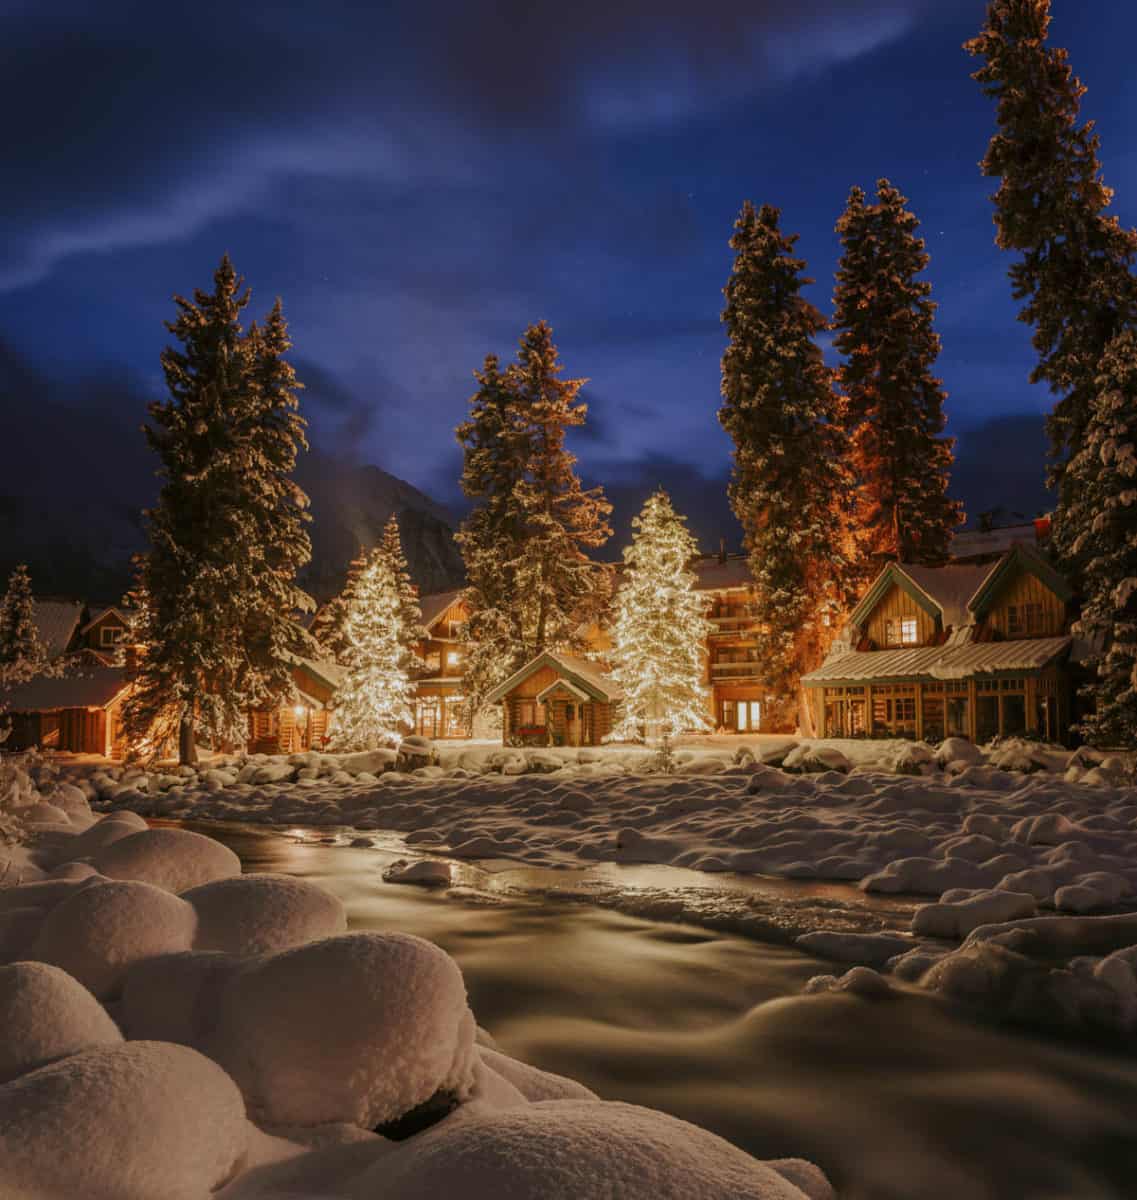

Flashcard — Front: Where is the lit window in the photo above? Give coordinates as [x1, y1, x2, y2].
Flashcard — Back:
[99, 625, 124, 647]
[900, 618, 918, 645]
[446, 651, 460, 667]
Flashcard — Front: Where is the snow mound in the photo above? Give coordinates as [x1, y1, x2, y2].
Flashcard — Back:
[207, 931, 477, 1128]
[782, 745, 851, 775]
[382, 859, 453, 888]
[912, 890, 1037, 939]
[92, 827, 241, 893]
[32, 879, 197, 998]
[0, 1040, 248, 1200]
[358, 1100, 819, 1199]
[185, 874, 346, 954]
[64, 810, 150, 859]
[0, 961, 122, 1084]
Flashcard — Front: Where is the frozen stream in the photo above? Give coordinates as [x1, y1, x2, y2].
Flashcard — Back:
[197, 821, 1137, 1200]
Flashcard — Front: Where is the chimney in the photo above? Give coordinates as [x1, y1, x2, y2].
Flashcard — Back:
[1034, 514, 1052, 544]
[718, 537, 727, 566]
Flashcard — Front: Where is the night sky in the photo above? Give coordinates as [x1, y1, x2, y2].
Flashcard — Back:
[3, 0, 1136, 552]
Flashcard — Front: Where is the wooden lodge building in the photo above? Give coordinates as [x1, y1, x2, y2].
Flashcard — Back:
[411, 590, 470, 740]
[484, 651, 622, 747]
[801, 544, 1077, 743]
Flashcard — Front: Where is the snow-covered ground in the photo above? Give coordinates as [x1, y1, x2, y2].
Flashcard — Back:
[0, 749, 832, 1198]
[28, 733, 1137, 1035]
[5, 734, 1137, 1194]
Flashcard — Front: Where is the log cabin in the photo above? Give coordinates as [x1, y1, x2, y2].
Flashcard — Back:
[801, 544, 1076, 743]
[2, 657, 131, 758]
[247, 658, 344, 754]
[484, 651, 622, 747]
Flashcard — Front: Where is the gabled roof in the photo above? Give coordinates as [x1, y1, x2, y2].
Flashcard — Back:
[536, 678, 591, 704]
[419, 589, 465, 634]
[292, 656, 345, 693]
[78, 606, 131, 635]
[848, 562, 946, 629]
[33, 600, 85, 659]
[484, 651, 623, 705]
[968, 543, 1074, 614]
[1, 663, 130, 711]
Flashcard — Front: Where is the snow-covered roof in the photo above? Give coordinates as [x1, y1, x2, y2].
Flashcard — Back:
[690, 556, 752, 593]
[802, 636, 1071, 684]
[78, 606, 130, 635]
[951, 523, 1042, 561]
[1, 663, 129, 711]
[896, 562, 995, 630]
[294, 657, 345, 692]
[419, 589, 464, 634]
[33, 600, 84, 659]
[484, 651, 623, 705]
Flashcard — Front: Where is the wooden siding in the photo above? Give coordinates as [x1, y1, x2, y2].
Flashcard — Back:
[983, 569, 1066, 640]
[864, 584, 937, 648]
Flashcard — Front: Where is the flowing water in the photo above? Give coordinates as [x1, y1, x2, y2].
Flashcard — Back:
[201, 823, 1137, 1200]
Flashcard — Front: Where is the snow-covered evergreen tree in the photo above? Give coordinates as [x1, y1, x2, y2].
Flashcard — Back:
[331, 547, 415, 750]
[456, 330, 611, 724]
[609, 490, 712, 741]
[719, 202, 855, 729]
[510, 322, 613, 657]
[966, 0, 1137, 565]
[379, 514, 423, 680]
[455, 353, 529, 721]
[1069, 330, 1137, 746]
[311, 548, 367, 664]
[833, 180, 963, 575]
[0, 565, 44, 667]
[124, 256, 313, 763]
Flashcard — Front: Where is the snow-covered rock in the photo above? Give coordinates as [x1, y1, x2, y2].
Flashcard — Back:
[185, 874, 347, 955]
[782, 744, 851, 775]
[0, 1041, 249, 1200]
[352, 1100, 818, 1199]
[0, 961, 123, 1083]
[32, 879, 197, 998]
[383, 859, 453, 888]
[92, 827, 241, 894]
[206, 931, 478, 1129]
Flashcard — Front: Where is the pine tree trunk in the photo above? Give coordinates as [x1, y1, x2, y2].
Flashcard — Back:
[179, 711, 197, 766]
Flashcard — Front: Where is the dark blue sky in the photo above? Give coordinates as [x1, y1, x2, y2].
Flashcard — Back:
[2, 0, 1135, 549]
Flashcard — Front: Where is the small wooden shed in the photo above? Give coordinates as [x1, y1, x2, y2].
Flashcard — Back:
[2, 661, 131, 758]
[484, 652, 622, 747]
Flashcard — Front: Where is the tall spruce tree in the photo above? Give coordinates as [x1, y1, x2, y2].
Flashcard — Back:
[833, 179, 963, 573]
[311, 548, 367, 664]
[0, 565, 44, 666]
[331, 546, 416, 750]
[124, 256, 312, 763]
[719, 202, 854, 728]
[456, 330, 612, 723]
[609, 490, 712, 741]
[455, 353, 530, 721]
[509, 321, 612, 655]
[1068, 330, 1137, 746]
[966, 0, 1137, 564]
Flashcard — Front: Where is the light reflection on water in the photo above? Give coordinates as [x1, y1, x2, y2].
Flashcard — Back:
[196, 822, 1137, 1200]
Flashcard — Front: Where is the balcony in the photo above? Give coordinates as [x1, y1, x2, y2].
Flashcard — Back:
[710, 661, 763, 680]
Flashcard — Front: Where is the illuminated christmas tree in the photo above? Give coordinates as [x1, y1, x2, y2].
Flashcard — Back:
[331, 547, 415, 750]
[610, 490, 712, 741]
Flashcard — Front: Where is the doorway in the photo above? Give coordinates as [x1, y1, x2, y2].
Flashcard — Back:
[724, 699, 761, 733]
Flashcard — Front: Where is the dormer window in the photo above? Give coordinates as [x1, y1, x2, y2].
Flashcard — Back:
[1007, 603, 1043, 636]
[99, 625, 124, 647]
[884, 617, 919, 647]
